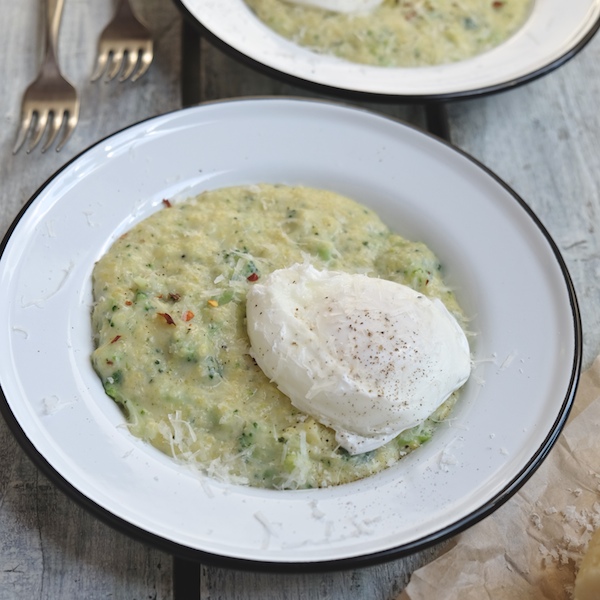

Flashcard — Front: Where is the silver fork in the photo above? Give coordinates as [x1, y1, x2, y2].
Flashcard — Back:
[13, 0, 79, 154]
[91, 0, 154, 83]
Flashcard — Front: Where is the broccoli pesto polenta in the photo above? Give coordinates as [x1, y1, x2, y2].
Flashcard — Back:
[244, 0, 533, 67]
[91, 184, 467, 489]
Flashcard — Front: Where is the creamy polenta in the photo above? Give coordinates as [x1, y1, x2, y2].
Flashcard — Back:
[91, 184, 467, 489]
[245, 0, 533, 67]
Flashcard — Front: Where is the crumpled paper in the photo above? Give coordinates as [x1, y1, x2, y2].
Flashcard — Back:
[399, 356, 600, 600]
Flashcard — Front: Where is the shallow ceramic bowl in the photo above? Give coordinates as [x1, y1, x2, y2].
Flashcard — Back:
[0, 99, 581, 570]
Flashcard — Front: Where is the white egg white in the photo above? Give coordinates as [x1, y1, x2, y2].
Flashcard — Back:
[246, 263, 471, 454]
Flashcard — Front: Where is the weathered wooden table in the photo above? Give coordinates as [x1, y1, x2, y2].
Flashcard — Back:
[1, 1, 599, 598]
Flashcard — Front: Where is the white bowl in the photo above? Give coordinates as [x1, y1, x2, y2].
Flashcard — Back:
[0, 99, 581, 569]
[175, 0, 600, 99]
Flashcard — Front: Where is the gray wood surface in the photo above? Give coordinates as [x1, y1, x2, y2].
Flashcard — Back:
[0, 1, 598, 599]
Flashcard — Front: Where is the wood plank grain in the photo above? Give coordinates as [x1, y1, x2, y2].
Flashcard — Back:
[0, 1, 183, 598]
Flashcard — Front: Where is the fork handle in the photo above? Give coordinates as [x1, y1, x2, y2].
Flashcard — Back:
[45, 0, 65, 62]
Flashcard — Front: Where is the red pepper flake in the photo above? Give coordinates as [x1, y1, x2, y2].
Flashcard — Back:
[168, 292, 181, 302]
[247, 273, 259, 282]
[158, 312, 176, 325]
[492, 1, 504, 7]
[182, 310, 194, 322]
[162, 199, 172, 208]
[106, 359, 114, 365]
[125, 300, 133, 306]
[110, 335, 122, 344]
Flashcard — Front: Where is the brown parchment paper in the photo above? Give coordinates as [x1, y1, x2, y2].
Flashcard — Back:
[399, 356, 600, 600]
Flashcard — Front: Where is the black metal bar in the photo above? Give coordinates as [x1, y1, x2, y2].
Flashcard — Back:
[425, 103, 451, 143]
[181, 17, 203, 107]
[173, 556, 202, 600]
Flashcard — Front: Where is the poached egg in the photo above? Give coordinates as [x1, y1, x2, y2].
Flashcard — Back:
[246, 263, 471, 454]
[282, 0, 383, 14]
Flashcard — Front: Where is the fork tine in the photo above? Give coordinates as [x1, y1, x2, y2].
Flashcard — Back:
[91, 47, 110, 82]
[105, 49, 125, 81]
[131, 48, 153, 82]
[41, 111, 63, 153]
[118, 51, 139, 82]
[27, 110, 49, 153]
[14, 0, 79, 154]
[13, 108, 34, 154]
[55, 110, 78, 152]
